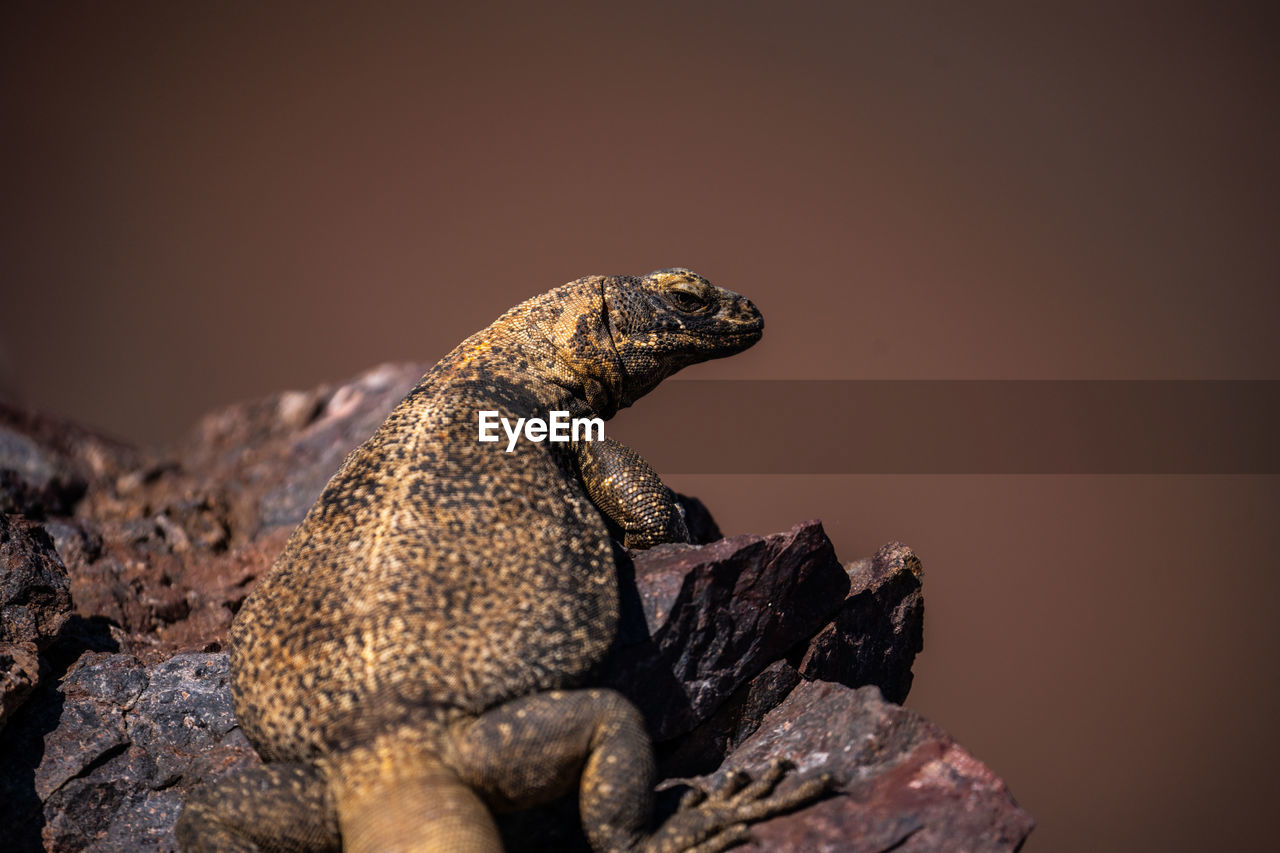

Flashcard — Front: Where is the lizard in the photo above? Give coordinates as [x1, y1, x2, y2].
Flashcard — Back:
[177, 269, 828, 853]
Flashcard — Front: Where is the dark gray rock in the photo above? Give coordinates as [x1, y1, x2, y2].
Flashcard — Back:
[35, 680, 134, 801]
[0, 651, 260, 852]
[0, 514, 72, 728]
[41, 652, 258, 852]
[1, 514, 72, 648]
[0, 402, 136, 521]
[62, 652, 149, 709]
[0, 640, 42, 727]
[126, 654, 246, 788]
[672, 493, 723, 545]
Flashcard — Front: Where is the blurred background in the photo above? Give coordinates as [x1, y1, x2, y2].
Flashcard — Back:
[2, 2, 1277, 850]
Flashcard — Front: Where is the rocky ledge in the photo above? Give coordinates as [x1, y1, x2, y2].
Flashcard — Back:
[0, 364, 1033, 851]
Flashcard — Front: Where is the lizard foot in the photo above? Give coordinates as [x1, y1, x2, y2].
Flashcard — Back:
[639, 759, 834, 853]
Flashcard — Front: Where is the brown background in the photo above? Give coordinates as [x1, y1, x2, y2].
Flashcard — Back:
[2, 2, 1277, 850]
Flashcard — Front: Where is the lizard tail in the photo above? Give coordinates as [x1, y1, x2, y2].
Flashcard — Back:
[330, 731, 502, 853]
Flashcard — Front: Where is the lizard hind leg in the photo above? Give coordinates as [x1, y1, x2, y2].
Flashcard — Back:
[451, 687, 659, 853]
[452, 689, 830, 853]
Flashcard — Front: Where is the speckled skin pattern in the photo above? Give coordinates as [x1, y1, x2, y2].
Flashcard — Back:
[177, 270, 827, 853]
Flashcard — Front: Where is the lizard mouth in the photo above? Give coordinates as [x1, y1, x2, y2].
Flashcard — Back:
[718, 300, 764, 347]
[713, 323, 764, 350]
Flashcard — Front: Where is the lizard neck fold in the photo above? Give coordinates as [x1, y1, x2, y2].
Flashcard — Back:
[511, 280, 629, 419]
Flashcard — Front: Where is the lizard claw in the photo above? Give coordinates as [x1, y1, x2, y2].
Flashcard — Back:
[712, 768, 751, 799]
[678, 786, 708, 810]
[640, 760, 833, 853]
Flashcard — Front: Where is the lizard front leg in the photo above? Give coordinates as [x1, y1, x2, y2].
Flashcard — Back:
[575, 437, 689, 549]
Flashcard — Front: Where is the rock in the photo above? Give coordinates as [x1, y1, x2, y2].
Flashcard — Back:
[673, 493, 722, 544]
[656, 658, 803, 777]
[797, 541, 925, 704]
[606, 520, 850, 739]
[695, 680, 1035, 852]
[653, 540, 928, 775]
[166, 361, 425, 539]
[0, 403, 137, 521]
[0, 640, 42, 726]
[0, 514, 72, 727]
[0, 652, 260, 852]
[10, 363, 427, 661]
[125, 654, 250, 787]
[605, 524, 927, 758]
[499, 686, 1034, 853]
[1, 514, 72, 647]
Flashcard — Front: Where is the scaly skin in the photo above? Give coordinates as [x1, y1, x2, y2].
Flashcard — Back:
[177, 269, 828, 852]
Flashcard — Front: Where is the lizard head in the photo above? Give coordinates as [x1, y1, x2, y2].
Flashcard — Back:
[600, 268, 764, 406]
[520, 269, 762, 416]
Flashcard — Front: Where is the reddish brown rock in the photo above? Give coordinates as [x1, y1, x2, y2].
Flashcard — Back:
[798, 541, 925, 704]
[606, 520, 850, 739]
[656, 658, 804, 777]
[646, 539, 926, 775]
[164, 362, 427, 539]
[697, 680, 1034, 852]
[1, 364, 428, 660]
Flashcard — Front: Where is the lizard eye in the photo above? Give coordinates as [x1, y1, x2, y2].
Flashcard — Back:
[666, 283, 713, 315]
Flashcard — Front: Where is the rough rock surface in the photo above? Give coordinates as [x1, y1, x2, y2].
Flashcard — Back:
[0, 651, 259, 852]
[0, 515, 72, 650]
[610, 521, 872, 742]
[701, 680, 1036, 852]
[797, 542, 926, 705]
[0, 639, 43, 728]
[0, 513, 73, 728]
[0, 364, 1032, 851]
